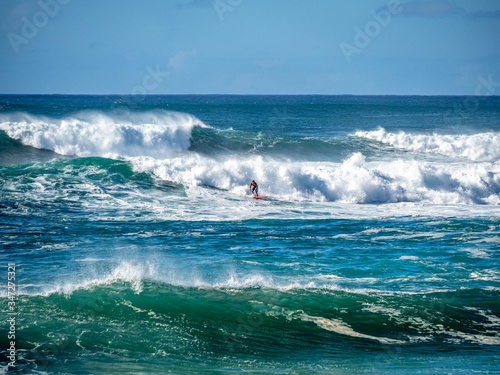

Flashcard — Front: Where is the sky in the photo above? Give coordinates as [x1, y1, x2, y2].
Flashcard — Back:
[0, 0, 499, 95]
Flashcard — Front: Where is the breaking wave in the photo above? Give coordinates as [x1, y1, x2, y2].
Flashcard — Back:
[1, 111, 499, 205]
[133, 152, 500, 204]
[0, 110, 207, 158]
[355, 128, 500, 162]
[7, 261, 500, 351]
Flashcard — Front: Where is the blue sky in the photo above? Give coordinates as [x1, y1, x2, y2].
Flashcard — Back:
[1, 0, 499, 95]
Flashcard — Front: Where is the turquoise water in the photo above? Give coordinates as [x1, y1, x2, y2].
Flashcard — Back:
[1, 95, 499, 374]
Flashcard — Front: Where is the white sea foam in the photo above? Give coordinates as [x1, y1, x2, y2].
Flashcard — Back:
[470, 269, 500, 282]
[398, 256, 420, 261]
[362, 302, 500, 346]
[0, 110, 206, 158]
[402, 313, 500, 346]
[355, 128, 500, 162]
[302, 314, 404, 344]
[132, 152, 500, 205]
[460, 248, 491, 259]
[2, 111, 499, 209]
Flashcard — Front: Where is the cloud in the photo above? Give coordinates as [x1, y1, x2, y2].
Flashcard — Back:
[385, 0, 500, 19]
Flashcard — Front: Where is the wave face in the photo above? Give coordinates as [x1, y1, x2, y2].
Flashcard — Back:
[3, 257, 499, 373]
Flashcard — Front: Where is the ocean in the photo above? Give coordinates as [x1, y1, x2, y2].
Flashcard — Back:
[0, 95, 499, 374]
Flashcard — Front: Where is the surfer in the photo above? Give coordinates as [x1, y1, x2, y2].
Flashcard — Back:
[250, 180, 258, 196]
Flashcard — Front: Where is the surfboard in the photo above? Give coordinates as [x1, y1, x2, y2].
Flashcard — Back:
[253, 196, 268, 199]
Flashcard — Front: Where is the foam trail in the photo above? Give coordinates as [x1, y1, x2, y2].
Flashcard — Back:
[355, 128, 500, 162]
[0, 110, 207, 158]
[298, 313, 404, 344]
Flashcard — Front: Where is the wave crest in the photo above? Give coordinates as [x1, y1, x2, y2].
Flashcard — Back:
[355, 128, 500, 162]
[0, 110, 207, 158]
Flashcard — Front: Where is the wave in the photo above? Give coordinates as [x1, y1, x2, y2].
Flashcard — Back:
[2, 151, 499, 207]
[1, 111, 499, 205]
[355, 128, 500, 162]
[6, 262, 500, 351]
[1, 151, 498, 208]
[0, 110, 371, 164]
[17, 261, 374, 297]
[0, 110, 207, 159]
[0, 129, 62, 166]
[133, 152, 500, 204]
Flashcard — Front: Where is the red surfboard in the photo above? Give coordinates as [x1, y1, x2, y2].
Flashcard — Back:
[253, 196, 268, 199]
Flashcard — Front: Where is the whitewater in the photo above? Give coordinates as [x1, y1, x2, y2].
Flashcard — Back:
[1, 107, 499, 209]
[1, 95, 499, 374]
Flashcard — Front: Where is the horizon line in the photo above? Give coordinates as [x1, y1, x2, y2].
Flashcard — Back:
[1, 93, 498, 97]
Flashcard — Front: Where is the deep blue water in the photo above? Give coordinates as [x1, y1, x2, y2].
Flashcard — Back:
[1, 95, 499, 374]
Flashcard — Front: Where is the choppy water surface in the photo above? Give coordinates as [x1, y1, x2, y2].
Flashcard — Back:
[1, 95, 499, 374]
